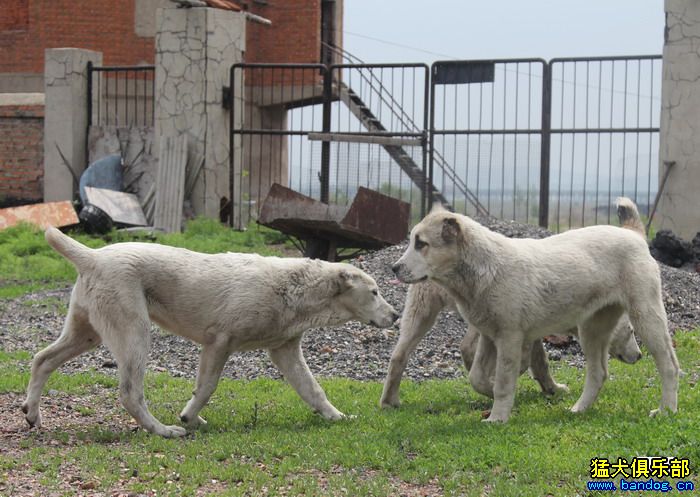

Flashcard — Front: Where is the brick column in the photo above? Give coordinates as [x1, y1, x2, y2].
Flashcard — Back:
[43, 48, 102, 202]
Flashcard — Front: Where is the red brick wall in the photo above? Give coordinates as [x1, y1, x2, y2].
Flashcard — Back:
[0, 1, 326, 74]
[245, 0, 322, 64]
[0, 0, 154, 74]
[0, 0, 29, 32]
[0, 105, 44, 203]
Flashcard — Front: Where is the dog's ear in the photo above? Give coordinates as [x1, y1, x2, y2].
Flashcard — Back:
[337, 269, 357, 292]
[441, 217, 461, 243]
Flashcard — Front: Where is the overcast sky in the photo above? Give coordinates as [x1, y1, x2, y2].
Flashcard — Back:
[343, 1, 664, 64]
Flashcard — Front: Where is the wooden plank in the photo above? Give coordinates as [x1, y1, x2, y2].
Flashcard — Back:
[84, 186, 148, 226]
[307, 132, 422, 147]
[154, 135, 188, 233]
[0, 201, 78, 230]
[184, 152, 205, 198]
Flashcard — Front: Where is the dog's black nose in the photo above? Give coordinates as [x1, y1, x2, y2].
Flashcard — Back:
[391, 263, 400, 275]
[636, 351, 642, 361]
[392, 311, 400, 322]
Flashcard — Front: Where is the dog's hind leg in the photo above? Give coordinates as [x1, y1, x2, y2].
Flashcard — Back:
[22, 299, 101, 428]
[571, 306, 622, 413]
[95, 298, 187, 438]
[628, 298, 680, 416]
[269, 337, 345, 420]
[468, 332, 497, 398]
[179, 341, 230, 429]
[530, 339, 569, 396]
[380, 283, 444, 409]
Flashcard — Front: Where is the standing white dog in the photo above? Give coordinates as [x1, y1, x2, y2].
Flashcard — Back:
[23, 228, 398, 437]
[392, 198, 679, 422]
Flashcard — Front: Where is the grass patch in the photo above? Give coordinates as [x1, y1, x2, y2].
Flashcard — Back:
[0, 219, 287, 299]
[2, 331, 699, 496]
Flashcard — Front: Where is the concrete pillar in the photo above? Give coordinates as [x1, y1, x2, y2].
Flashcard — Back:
[43, 48, 102, 202]
[658, 0, 700, 239]
[155, 6, 245, 219]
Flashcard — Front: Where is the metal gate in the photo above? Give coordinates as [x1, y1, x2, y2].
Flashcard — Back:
[228, 62, 431, 228]
[429, 55, 661, 231]
[230, 56, 661, 231]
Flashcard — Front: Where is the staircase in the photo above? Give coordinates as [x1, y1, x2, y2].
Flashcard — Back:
[327, 43, 488, 216]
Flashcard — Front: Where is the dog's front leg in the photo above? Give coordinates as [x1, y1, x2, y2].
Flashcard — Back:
[484, 334, 523, 423]
[180, 341, 231, 429]
[381, 284, 443, 408]
[268, 337, 345, 420]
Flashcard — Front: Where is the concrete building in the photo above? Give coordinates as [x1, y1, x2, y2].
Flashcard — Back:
[0, 0, 343, 208]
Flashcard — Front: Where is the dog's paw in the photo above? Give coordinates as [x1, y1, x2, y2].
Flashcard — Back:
[22, 403, 42, 429]
[379, 397, 401, 409]
[649, 406, 677, 418]
[180, 413, 207, 429]
[481, 415, 507, 423]
[159, 425, 188, 438]
[547, 382, 569, 396]
[570, 402, 588, 414]
[320, 408, 346, 421]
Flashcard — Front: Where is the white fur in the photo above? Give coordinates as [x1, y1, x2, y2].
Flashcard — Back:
[380, 280, 641, 408]
[392, 206, 679, 422]
[23, 228, 398, 437]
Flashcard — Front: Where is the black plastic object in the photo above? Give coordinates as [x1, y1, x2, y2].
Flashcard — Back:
[79, 203, 113, 234]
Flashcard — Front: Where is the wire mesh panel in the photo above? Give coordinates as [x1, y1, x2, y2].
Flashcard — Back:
[229, 64, 327, 228]
[430, 59, 546, 224]
[548, 56, 661, 231]
[229, 63, 430, 228]
[87, 63, 155, 127]
[327, 64, 429, 223]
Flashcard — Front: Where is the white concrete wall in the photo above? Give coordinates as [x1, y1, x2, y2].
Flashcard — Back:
[43, 48, 102, 202]
[155, 6, 245, 219]
[658, 0, 700, 239]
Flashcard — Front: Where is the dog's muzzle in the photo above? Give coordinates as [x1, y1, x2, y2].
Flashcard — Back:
[392, 263, 426, 284]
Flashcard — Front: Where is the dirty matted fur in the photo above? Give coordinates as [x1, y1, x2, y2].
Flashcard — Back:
[23, 228, 398, 437]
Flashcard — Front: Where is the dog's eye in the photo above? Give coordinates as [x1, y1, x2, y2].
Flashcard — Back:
[371, 289, 378, 296]
[414, 238, 428, 250]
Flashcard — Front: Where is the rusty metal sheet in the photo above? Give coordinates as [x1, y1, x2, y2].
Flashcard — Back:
[0, 201, 79, 230]
[258, 184, 410, 250]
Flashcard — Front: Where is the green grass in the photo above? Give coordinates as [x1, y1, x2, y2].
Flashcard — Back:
[2, 331, 699, 496]
[0, 219, 287, 298]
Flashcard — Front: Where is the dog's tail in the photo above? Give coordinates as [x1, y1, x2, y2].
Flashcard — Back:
[45, 226, 96, 273]
[615, 197, 645, 237]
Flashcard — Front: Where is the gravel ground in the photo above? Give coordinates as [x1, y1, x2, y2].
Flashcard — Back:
[2, 218, 699, 383]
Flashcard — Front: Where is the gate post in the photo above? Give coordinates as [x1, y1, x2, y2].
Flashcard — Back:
[320, 67, 332, 203]
[538, 61, 552, 228]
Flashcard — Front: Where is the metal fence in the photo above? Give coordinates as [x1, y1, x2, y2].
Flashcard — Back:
[87, 63, 155, 128]
[548, 55, 661, 231]
[229, 62, 431, 227]
[430, 59, 546, 224]
[429, 55, 661, 231]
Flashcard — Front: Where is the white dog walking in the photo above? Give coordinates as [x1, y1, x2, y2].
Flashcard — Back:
[392, 198, 679, 422]
[23, 228, 398, 437]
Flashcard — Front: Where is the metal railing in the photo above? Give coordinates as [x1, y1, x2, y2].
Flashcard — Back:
[429, 55, 661, 231]
[229, 61, 432, 228]
[87, 62, 155, 128]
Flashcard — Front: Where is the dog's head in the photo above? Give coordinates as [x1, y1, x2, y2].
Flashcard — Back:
[334, 265, 399, 328]
[392, 205, 464, 284]
[609, 319, 642, 364]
